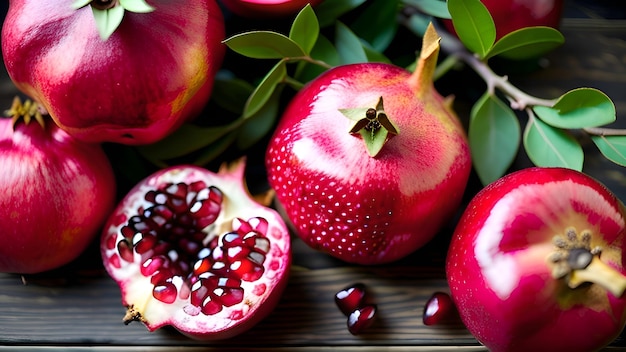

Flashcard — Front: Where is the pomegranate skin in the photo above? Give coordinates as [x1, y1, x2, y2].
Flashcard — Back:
[266, 62, 471, 264]
[0, 118, 116, 274]
[220, 0, 324, 18]
[1, 1, 225, 145]
[447, 167, 626, 352]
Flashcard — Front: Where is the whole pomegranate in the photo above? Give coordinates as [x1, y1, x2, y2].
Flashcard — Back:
[444, 0, 564, 41]
[220, 0, 324, 18]
[1, 0, 225, 145]
[101, 159, 291, 339]
[0, 99, 116, 274]
[265, 24, 471, 264]
[447, 167, 626, 351]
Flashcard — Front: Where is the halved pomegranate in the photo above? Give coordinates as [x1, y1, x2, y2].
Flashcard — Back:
[101, 159, 291, 340]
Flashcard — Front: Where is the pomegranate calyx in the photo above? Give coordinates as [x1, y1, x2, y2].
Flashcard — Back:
[72, 0, 155, 40]
[548, 227, 626, 298]
[342, 96, 399, 157]
[5, 96, 46, 128]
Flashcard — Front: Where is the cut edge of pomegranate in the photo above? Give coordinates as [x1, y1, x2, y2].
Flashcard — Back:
[101, 159, 292, 339]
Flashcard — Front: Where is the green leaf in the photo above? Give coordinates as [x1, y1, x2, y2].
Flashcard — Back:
[237, 87, 283, 150]
[224, 31, 306, 59]
[119, 0, 155, 13]
[533, 88, 616, 129]
[469, 93, 521, 185]
[211, 74, 254, 114]
[402, 0, 450, 19]
[91, 5, 125, 40]
[335, 22, 368, 64]
[137, 123, 235, 165]
[314, 0, 368, 27]
[485, 27, 564, 60]
[350, 0, 400, 52]
[294, 34, 340, 83]
[193, 131, 239, 166]
[289, 4, 319, 55]
[243, 61, 287, 118]
[591, 135, 626, 167]
[523, 115, 584, 170]
[447, 0, 495, 58]
[362, 40, 391, 63]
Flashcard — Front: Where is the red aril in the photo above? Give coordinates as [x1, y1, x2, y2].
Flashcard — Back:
[422, 291, 458, 326]
[101, 158, 291, 339]
[335, 282, 367, 316]
[1, 0, 225, 145]
[347, 304, 377, 335]
[447, 167, 626, 352]
[265, 24, 471, 264]
[0, 98, 116, 274]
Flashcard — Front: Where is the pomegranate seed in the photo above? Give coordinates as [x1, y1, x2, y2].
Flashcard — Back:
[335, 283, 366, 316]
[115, 181, 272, 315]
[423, 291, 459, 326]
[153, 282, 177, 304]
[347, 304, 377, 335]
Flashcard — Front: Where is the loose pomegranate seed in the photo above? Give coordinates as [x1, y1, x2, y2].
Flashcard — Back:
[335, 283, 367, 316]
[115, 181, 271, 316]
[423, 291, 459, 326]
[347, 304, 377, 335]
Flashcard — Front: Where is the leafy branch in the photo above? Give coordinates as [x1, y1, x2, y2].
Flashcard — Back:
[403, 0, 624, 185]
[136, 0, 626, 180]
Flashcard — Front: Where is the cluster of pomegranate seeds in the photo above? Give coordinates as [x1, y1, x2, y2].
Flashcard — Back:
[334, 283, 377, 335]
[115, 180, 270, 315]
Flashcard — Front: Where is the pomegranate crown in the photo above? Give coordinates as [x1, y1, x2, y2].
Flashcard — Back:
[72, 0, 155, 40]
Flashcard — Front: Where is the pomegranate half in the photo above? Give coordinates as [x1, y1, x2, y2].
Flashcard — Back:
[101, 159, 291, 339]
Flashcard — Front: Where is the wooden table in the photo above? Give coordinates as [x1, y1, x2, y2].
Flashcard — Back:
[1, 1, 626, 351]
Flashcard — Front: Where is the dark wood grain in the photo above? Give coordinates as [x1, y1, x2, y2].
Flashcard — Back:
[2, 1, 626, 350]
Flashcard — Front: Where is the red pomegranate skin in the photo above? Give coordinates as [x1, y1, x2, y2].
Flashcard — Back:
[444, 0, 564, 41]
[220, 0, 324, 18]
[1, 1, 225, 145]
[447, 167, 626, 352]
[266, 62, 471, 264]
[0, 118, 116, 274]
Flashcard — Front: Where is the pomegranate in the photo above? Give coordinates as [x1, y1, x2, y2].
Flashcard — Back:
[1, 0, 225, 145]
[219, 0, 324, 18]
[265, 24, 471, 264]
[447, 167, 626, 352]
[101, 158, 291, 339]
[444, 0, 564, 41]
[0, 97, 116, 274]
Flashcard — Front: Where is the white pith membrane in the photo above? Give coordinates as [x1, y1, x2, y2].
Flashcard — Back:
[102, 163, 290, 336]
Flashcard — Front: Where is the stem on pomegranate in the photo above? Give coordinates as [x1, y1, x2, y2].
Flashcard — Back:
[568, 256, 626, 298]
[408, 22, 441, 98]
